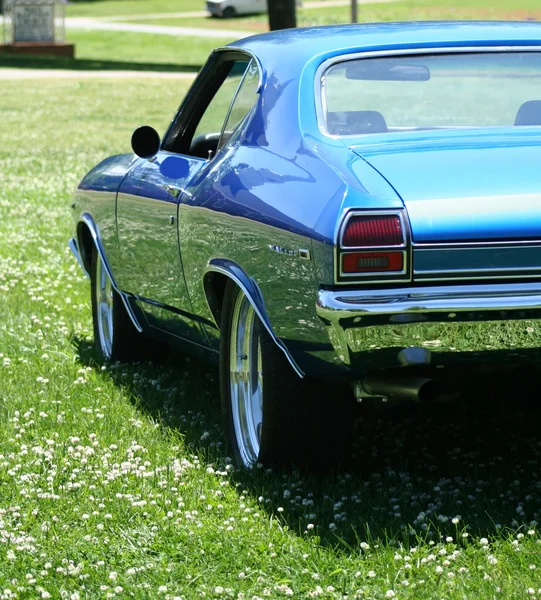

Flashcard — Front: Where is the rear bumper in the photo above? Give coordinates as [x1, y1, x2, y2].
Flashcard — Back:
[316, 282, 541, 370]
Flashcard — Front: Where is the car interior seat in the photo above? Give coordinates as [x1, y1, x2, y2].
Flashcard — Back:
[326, 110, 388, 136]
[514, 100, 541, 126]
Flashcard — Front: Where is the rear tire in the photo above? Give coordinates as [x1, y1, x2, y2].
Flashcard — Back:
[220, 281, 354, 471]
[90, 245, 145, 363]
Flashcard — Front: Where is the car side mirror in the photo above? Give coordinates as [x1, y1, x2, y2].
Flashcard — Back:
[131, 125, 161, 159]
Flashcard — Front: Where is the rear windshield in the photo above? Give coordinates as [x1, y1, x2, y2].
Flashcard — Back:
[322, 52, 541, 136]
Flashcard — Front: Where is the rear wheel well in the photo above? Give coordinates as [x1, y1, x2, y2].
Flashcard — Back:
[203, 271, 229, 328]
[77, 222, 94, 274]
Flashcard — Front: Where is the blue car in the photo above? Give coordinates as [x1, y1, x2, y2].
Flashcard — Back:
[70, 21, 541, 470]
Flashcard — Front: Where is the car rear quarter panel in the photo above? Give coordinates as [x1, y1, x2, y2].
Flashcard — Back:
[178, 128, 349, 373]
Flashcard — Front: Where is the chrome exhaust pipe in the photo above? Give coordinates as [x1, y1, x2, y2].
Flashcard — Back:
[361, 375, 441, 403]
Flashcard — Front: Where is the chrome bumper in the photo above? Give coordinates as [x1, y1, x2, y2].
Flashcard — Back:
[316, 283, 541, 370]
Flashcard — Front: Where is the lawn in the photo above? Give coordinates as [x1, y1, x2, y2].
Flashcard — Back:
[2, 74, 541, 598]
[66, 0, 206, 17]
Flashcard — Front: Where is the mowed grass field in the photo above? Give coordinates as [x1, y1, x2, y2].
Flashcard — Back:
[3, 0, 541, 596]
[2, 72, 541, 598]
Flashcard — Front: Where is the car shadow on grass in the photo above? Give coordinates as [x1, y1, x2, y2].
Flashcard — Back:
[75, 336, 541, 547]
[0, 54, 202, 72]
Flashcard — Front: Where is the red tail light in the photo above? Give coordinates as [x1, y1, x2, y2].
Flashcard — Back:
[342, 215, 403, 247]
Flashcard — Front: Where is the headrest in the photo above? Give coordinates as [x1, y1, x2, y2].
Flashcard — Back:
[514, 100, 541, 126]
[326, 110, 388, 135]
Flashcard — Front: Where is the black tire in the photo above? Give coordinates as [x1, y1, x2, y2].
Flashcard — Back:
[220, 281, 355, 471]
[222, 6, 236, 18]
[90, 245, 146, 363]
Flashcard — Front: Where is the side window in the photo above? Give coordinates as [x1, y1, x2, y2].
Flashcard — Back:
[190, 60, 250, 158]
[217, 59, 260, 151]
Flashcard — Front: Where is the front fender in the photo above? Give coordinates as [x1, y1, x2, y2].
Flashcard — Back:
[203, 258, 304, 378]
[73, 214, 143, 334]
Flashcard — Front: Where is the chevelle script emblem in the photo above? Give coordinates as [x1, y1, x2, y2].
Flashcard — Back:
[268, 244, 311, 260]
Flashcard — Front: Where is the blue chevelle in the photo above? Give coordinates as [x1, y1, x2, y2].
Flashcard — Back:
[70, 21, 541, 469]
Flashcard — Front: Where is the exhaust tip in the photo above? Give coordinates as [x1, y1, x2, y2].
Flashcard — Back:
[417, 379, 442, 403]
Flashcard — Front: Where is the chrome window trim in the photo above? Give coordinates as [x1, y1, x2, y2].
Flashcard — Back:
[217, 58, 258, 152]
[334, 209, 412, 284]
[214, 46, 264, 92]
[315, 46, 541, 139]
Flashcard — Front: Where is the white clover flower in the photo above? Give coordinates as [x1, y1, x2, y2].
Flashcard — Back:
[158, 586, 167, 594]
[479, 538, 489, 546]
[385, 591, 395, 598]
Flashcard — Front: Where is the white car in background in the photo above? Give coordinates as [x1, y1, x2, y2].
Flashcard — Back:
[206, 0, 267, 18]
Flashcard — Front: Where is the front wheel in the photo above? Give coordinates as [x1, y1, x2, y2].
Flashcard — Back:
[220, 281, 354, 471]
[90, 245, 145, 362]
[222, 6, 236, 18]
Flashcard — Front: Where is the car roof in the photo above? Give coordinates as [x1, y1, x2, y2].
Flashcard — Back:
[229, 21, 541, 74]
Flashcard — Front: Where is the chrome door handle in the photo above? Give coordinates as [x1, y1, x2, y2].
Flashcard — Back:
[165, 185, 182, 199]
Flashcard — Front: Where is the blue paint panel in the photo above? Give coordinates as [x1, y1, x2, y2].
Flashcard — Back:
[78, 154, 137, 192]
[353, 129, 541, 242]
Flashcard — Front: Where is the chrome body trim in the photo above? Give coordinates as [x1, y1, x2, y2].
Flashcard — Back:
[318, 282, 541, 316]
[203, 46, 264, 92]
[315, 46, 541, 138]
[204, 262, 305, 378]
[414, 239, 541, 248]
[316, 282, 541, 368]
[79, 214, 144, 334]
[68, 237, 90, 280]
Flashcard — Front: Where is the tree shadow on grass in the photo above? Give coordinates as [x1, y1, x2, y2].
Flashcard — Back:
[0, 54, 202, 72]
[74, 336, 541, 548]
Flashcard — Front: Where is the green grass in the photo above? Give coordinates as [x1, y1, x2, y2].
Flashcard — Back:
[69, 29, 233, 68]
[0, 29, 231, 73]
[3, 75, 541, 598]
[105, 0, 541, 32]
[66, 0, 206, 17]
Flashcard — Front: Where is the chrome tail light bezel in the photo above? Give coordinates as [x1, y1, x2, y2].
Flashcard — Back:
[335, 209, 412, 284]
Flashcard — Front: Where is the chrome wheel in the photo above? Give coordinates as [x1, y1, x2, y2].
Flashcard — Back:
[95, 253, 114, 360]
[229, 293, 263, 468]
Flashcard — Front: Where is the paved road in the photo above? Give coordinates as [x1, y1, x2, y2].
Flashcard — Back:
[64, 17, 248, 39]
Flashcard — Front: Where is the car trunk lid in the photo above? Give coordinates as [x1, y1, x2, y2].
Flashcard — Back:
[351, 129, 541, 281]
